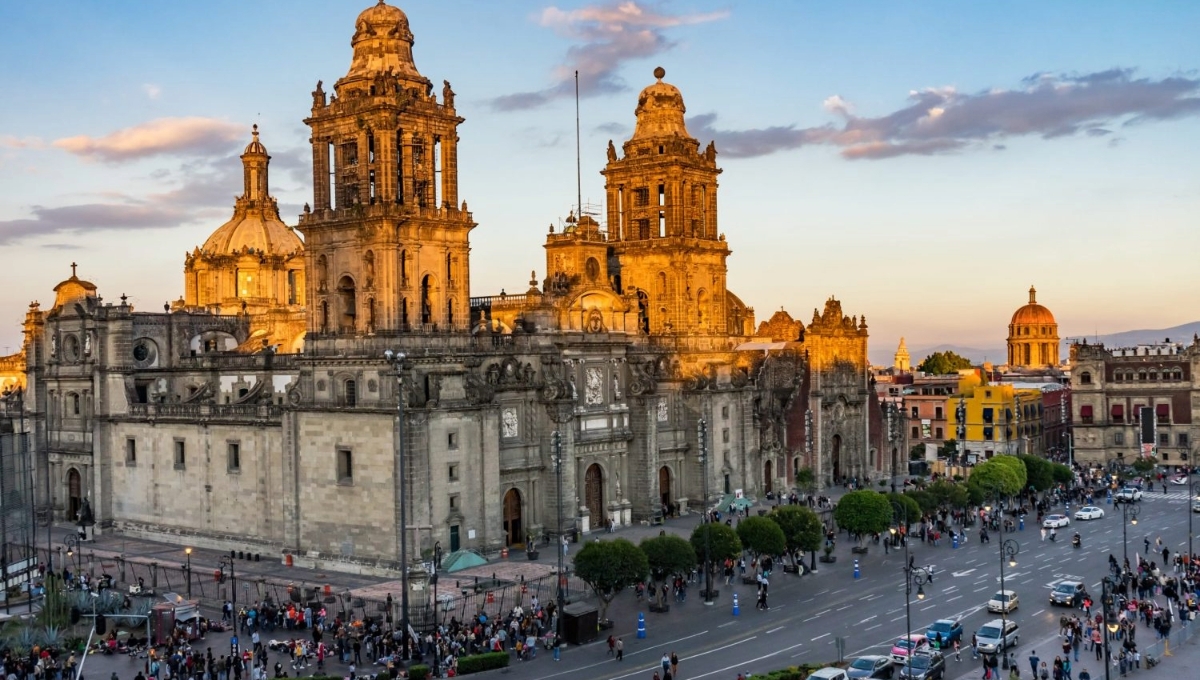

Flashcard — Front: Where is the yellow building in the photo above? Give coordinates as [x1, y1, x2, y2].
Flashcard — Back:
[947, 378, 1044, 460]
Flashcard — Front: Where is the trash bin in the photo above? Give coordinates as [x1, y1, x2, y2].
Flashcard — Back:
[561, 601, 599, 645]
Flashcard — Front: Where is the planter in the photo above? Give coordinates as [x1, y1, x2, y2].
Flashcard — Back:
[851, 546, 869, 555]
[599, 619, 615, 630]
[741, 576, 757, 585]
[819, 555, 837, 563]
[649, 603, 671, 613]
[783, 565, 801, 574]
[526, 551, 539, 560]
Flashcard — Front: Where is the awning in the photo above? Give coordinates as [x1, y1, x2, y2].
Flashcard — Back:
[1111, 404, 1124, 418]
[1157, 404, 1170, 417]
[442, 549, 489, 573]
[1080, 405, 1093, 417]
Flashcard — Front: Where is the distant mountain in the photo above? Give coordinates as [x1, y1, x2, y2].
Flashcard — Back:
[1068, 321, 1200, 349]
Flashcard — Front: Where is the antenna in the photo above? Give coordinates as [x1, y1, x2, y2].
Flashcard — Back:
[575, 70, 582, 220]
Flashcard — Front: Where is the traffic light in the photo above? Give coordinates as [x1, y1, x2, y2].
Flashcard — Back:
[70, 606, 81, 625]
[95, 613, 107, 635]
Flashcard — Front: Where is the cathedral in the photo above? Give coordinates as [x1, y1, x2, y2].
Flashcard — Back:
[0, 2, 884, 573]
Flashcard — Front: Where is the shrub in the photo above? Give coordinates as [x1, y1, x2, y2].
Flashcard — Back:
[407, 665, 429, 680]
[456, 652, 511, 674]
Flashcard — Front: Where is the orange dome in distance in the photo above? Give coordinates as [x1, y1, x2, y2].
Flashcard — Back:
[1010, 286, 1056, 326]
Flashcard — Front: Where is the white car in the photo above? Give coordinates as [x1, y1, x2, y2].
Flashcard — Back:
[809, 668, 851, 680]
[1074, 506, 1105, 520]
[1170, 475, 1188, 486]
[1115, 487, 1142, 502]
[987, 590, 1019, 614]
[1043, 514, 1071, 528]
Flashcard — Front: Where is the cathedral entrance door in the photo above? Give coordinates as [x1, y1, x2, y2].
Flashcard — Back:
[67, 468, 82, 524]
[584, 464, 604, 528]
[831, 434, 843, 483]
[658, 466, 671, 516]
[503, 488, 522, 546]
[764, 460, 773, 494]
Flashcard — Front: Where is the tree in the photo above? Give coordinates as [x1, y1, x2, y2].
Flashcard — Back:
[990, 454, 1029, 491]
[917, 351, 974, 375]
[572, 538, 649, 623]
[639, 535, 696, 609]
[905, 489, 937, 515]
[1050, 462, 1074, 485]
[795, 467, 816, 493]
[833, 490, 893, 542]
[690, 522, 743, 566]
[1131, 456, 1158, 475]
[736, 516, 787, 561]
[966, 455, 1026, 501]
[1019, 455, 1053, 491]
[769, 505, 823, 566]
[926, 480, 969, 509]
[887, 492, 922, 526]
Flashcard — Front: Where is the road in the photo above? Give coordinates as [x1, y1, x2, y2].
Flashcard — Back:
[519, 492, 1195, 680]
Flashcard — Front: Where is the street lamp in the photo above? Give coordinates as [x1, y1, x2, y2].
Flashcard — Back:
[383, 349, 412, 662]
[64, 535, 81, 574]
[1188, 481, 1200, 564]
[698, 418, 715, 605]
[997, 539, 1019, 629]
[1101, 577, 1119, 680]
[543, 390, 574, 661]
[432, 541, 442, 678]
[219, 555, 237, 625]
[1119, 501, 1140, 567]
[185, 547, 192, 599]
[891, 500, 933, 680]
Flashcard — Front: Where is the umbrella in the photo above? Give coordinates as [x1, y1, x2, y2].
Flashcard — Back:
[441, 549, 489, 573]
[716, 494, 755, 513]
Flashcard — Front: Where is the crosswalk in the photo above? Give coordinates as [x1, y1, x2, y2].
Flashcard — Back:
[1137, 491, 1194, 501]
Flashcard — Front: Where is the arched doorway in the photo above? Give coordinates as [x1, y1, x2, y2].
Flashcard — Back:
[764, 459, 773, 494]
[831, 434, 843, 483]
[503, 488, 522, 546]
[420, 275, 434, 325]
[67, 468, 82, 523]
[658, 466, 671, 516]
[337, 275, 356, 332]
[584, 464, 604, 526]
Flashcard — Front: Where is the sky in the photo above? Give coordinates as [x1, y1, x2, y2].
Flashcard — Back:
[2, 0, 1198, 362]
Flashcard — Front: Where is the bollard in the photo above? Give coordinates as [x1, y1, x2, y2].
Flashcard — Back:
[854, 559, 860, 579]
[637, 612, 647, 639]
[952, 534, 959, 550]
[733, 593, 740, 616]
[1106, 491, 1113, 505]
[1019, 518, 1024, 531]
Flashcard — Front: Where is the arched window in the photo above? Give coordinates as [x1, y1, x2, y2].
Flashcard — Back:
[344, 379, 357, 407]
[70, 392, 80, 416]
[337, 275, 356, 333]
[399, 249, 408, 284]
[1079, 372, 1092, 385]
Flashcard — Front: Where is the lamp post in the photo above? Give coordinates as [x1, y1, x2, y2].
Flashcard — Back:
[383, 349, 411, 661]
[1101, 577, 1119, 680]
[219, 555, 236, 625]
[184, 547, 192, 599]
[432, 541, 441, 679]
[1188, 481, 1200, 566]
[1119, 500, 1140, 567]
[698, 418, 714, 605]
[891, 500, 933, 679]
[64, 534, 81, 574]
[997, 539, 1019, 629]
[543, 389, 573, 660]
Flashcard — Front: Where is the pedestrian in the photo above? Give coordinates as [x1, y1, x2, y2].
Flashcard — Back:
[1144, 537, 1150, 555]
[616, 637, 624, 661]
[954, 640, 962, 662]
[607, 635, 615, 656]
[1041, 528, 1047, 542]
[972, 634, 980, 660]
[670, 651, 679, 677]
[1029, 652, 1040, 677]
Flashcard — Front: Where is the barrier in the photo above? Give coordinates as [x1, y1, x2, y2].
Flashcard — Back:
[854, 559, 860, 579]
[637, 612, 646, 639]
[732, 593, 739, 616]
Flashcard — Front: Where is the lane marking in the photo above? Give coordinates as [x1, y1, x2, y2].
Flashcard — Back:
[812, 633, 830, 641]
[767, 626, 785, 634]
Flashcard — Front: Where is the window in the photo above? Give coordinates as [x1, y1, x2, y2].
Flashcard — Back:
[911, 406, 919, 418]
[337, 448, 353, 484]
[1159, 433, 1170, 446]
[633, 187, 650, 207]
[1111, 404, 1124, 424]
[1157, 404, 1171, 425]
[448, 431, 459, 449]
[983, 427, 994, 441]
[935, 427, 943, 439]
[448, 464, 459, 481]
[344, 379, 357, 407]
[1179, 433, 1190, 446]
[722, 405, 729, 419]
[1080, 405, 1093, 425]
[70, 393, 81, 416]
[983, 408, 994, 423]
[1114, 373, 1122, 382]
[227, 442, 241, 473]
[173, 440, 186, 470]
[1114, 432, 1124, 445]
[722, 428, 730, 443]
[449, 494, 460, 511]
[911, 426, 920, 438]
[125, 439, 137, 466]
[935, 406, 943, 420]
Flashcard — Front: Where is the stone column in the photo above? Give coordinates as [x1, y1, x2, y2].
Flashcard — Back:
[312, 139, 330, 211]
[400, 130, 414, 206]
[441, 134, 458, 208]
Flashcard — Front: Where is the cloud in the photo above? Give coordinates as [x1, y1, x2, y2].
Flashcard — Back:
[53, 117, 245, 163]
[593, 122, 627, 135]
[0, 203, 190, 245]
[690, 68, 1200, 160]
[0, 135, 44, 149]
[142, 83, 162, 100]
[40, 243, 85, 251]
[490, 1, 728, 111]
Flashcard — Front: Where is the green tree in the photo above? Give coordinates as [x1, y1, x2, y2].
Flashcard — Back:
[795, 467, 816, 493]
[917, 351, 974, 375]
[639, 535, 696, 609]
[1050, 462, 1074, 485]
[887, 492, 922, 526]
[966, 455, 1026, 501]
[1019, 455, 1053, 491]
[833, 490, 893, 543]
[572, 538, 649, 623]
[991, 454, 1029, 490]
[736, 516, 787, 560]
[926, 480, 969, 509]
[905, 489, 938, 515]
[1131, 456, 1158, 475]
[769, 505, 823, 566]
[690, 522, 743, 565]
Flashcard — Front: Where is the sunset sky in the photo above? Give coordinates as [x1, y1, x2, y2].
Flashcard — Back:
[2, 1, 1198, 361]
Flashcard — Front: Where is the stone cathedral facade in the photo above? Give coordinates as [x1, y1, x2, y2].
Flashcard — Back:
[0, 2, 883, 573]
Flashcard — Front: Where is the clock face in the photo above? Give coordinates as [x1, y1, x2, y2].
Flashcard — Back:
[133, 343, 150, 362]
[132, 338, 158, 367]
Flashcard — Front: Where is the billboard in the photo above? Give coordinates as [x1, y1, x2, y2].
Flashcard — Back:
[1139, 406, 1155, 458]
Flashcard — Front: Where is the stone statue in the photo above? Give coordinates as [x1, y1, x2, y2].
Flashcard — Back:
[312, 80, 326, 108]
[614, 471, 622, 500]
[364, 252, 375, 288]
[607, 139, 617, 162]
[443, 80, 455, 108]
[83, 332, 91, 356]
[50, 334, 57, 358]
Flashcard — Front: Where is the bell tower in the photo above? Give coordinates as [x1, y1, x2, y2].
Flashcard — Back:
[602, 67, 730, 336]
[299, 1, 474, 338]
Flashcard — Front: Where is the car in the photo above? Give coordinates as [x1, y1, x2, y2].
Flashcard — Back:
[1115, 487, 1143, 503]
[809, 668, 851, 680]
[890, 634, 930, 665]
[848, 655, 895, 679]
[987, 590, 1019, 614]
[1170, 475, 1188, 486]
[1043, 514, 1071, 528]
[1192, 499, 1200, 513]
[1074, 506, 1105, 520]
[898, 652, 946, 680]
[975, 619, 1020, 654]
[924, 619, 963, 649]
[1050, 581, 1086, 607]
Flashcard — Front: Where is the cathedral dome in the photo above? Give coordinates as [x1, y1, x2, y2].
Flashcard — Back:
[1010, 286, 1056, 326]
[51, 264, 98, 311]
[243, 124, 267, 155]
[202, 213, 302, 258]
[631, 67, 691, 141]
[344, 1, 424, 85]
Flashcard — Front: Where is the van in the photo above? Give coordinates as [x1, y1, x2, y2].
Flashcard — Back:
[975, 619, 1019, 654]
